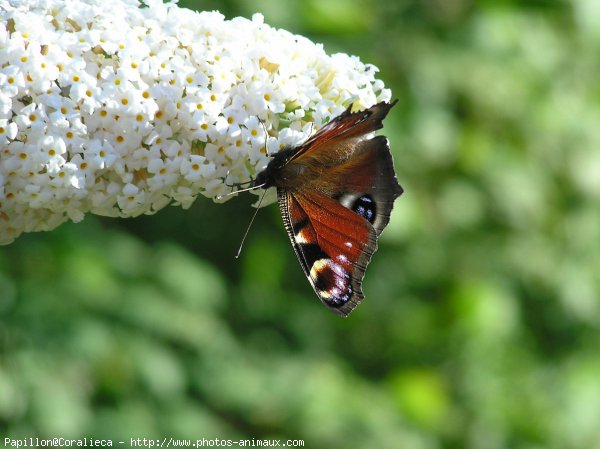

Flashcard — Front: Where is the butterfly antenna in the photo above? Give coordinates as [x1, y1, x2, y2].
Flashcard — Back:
[223, 169, 254, 188]
[235, 188, 268, 259]
[216, 182, 266, 200]
[259, 118, 270, 157]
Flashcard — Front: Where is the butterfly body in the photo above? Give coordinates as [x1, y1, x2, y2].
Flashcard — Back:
[253, 101, 402, 317]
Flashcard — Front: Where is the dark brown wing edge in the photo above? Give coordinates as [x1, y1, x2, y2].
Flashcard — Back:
[289, 100, 398, 163]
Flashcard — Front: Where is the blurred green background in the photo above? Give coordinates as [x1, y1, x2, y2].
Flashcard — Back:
[2, 0, 600, 448]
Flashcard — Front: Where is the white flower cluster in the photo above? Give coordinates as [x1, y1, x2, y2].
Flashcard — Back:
[0, 0, 391, 245]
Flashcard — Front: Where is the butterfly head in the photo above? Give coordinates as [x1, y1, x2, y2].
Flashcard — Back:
[252, 145, 299, 190]
[252, 164, 275, 190]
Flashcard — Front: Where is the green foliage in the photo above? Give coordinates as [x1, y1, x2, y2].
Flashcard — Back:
[2, 1, 600, 448]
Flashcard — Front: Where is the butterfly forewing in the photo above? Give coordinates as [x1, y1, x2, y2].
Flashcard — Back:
[278, 189, 376, 316]
[289, 100, 398, 163]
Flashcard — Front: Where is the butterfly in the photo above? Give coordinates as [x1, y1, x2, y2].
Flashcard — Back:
[251, 100, 403, 317]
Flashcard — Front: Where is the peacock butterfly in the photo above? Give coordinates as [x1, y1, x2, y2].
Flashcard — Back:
[251, 100, 403, 317]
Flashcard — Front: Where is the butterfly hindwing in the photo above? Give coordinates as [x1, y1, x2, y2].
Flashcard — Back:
[327, 135, 403, 236]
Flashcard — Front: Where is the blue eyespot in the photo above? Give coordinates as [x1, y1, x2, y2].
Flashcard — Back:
[352, 195, 376, 224]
